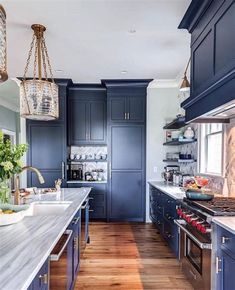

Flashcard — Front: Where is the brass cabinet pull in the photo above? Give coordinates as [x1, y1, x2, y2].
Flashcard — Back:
[89, 209, 94, 212]
[72, 217, 80, 225]
[39, 274, 48, 285]
[74, 237, 78, 250]
[222, 236, 230, 244]
[216, 257, 222, 274]
[61, 161, 65, 179]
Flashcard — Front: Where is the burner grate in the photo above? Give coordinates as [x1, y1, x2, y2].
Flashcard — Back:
[184, 197, 235, 216]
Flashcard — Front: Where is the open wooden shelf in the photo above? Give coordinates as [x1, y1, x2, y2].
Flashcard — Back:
[163, 116, 186, 130]
[163, 139, 197, 146]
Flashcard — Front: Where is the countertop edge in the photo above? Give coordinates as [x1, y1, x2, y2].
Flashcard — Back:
[212, 217, 235, 235]
[148, 180, 185, 200]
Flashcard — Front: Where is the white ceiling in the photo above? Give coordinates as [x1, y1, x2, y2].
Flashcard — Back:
[1, 0, 190, 84]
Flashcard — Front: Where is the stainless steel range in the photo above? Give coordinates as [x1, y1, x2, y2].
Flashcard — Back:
[175, 197, 235, 290]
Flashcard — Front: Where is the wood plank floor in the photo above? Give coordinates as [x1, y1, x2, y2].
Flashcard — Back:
[75, 222, 193, 290]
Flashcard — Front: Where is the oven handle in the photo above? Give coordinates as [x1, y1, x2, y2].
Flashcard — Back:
[174, 219, 212, 250]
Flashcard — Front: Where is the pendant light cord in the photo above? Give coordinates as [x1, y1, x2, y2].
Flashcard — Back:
[184, 58, 191, 76]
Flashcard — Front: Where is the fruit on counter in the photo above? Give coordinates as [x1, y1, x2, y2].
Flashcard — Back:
[184, 176, 209, 189]
[194, 176, 209, 187]
[3, 209, 14, 214]
[0, 209, 15, 214]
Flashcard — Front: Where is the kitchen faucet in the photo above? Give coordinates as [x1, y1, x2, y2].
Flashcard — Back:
[14, 166, 45, 205]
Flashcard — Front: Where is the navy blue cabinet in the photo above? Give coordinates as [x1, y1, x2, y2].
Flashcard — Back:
[109, 95, 145, 122]
[28, 259, 49, 290]
[215, 225, 235, 290]
[68, 85, 107, 145]
[67, 183, 107, 220]
[27, 79, 71, 188]
[179, 0, 235, 122]
[103, 80, 151, 222]
[149, 185, 179, 257]
[67, 210, 81, 277]
[109, 124, 145, 221]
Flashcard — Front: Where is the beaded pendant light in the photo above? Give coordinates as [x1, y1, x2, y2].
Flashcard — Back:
[20, 24, 58, 120]
[0, 5, 8, 83]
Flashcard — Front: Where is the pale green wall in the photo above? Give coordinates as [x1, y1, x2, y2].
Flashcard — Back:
[0, 105, 20, 143]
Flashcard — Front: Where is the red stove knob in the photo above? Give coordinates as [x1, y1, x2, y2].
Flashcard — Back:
[191, 220, 197, 227]
[197, 224, 203, 231]
[186, 216, 192, 223]
[177, 208, 182, 216]
[200, 225, 207, 234]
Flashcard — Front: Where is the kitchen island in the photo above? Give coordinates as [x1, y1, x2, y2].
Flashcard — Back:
[0, 187, 91, 290]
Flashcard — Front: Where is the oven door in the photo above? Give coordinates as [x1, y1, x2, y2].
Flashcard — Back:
[175, 219, 211, 290]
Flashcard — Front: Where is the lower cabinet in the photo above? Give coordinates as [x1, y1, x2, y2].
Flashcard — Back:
[28, 202, 89, 290]
[28, 259, 49, 290]
[50, 209, 82, 290]
[67, 183, 107, 220]
[215, 225, 235, 290]
[149, 185, 179, 257]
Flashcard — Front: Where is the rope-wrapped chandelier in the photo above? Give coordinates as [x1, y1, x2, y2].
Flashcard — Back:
[20, 24, 58, 120]
[0, 5, 8, 83]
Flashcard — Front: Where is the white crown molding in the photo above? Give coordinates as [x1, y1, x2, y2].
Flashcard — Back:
[148, 79, 178, 89]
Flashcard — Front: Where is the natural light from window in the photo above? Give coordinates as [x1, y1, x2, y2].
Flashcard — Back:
[199, 123, 224, 176]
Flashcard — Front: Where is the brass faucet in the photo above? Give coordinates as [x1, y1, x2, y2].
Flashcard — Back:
[14, 166, 45, 205]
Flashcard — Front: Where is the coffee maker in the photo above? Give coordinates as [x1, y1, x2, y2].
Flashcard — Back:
[69, 164, 83, 180]
[162, 165, 179, 182]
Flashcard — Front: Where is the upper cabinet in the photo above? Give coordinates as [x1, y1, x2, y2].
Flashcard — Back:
[104, 79, 151, 123]
[179, 0, 235, 122]
[109, 95, 145, 122]
[68, 85, 107, 145]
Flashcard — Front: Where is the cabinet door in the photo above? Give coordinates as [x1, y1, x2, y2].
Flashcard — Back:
[110, 171, 143, 221]
[111, 125, 143, 170]
[220, 251, 235, 290]
[68, 98, 89, 145]
[30, 259, 49, 290]
[68, 212, 80, 276]
[89, 100, 106, 144]
[109, 97, 127, 121]
[128, 96, 145, 122]
[27, 124, 66, 188]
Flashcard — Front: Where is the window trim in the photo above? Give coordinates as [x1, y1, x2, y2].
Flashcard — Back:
[198, 124, 226, 178]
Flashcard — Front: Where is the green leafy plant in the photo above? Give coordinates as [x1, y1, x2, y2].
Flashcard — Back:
[0, 131, 28, 203]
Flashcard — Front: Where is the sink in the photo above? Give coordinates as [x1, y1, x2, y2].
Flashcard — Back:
[25, 201, 72, 216]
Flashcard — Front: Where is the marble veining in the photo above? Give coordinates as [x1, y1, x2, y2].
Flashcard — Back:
[212, 216, 235, 235]
[0, 187, 91, 290]
[148, 180, 186, 200]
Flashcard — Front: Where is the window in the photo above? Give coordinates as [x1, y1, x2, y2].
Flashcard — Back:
[199, 123, 225, 176]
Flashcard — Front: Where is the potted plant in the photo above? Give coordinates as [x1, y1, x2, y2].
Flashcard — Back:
[0, 131, 28, 203]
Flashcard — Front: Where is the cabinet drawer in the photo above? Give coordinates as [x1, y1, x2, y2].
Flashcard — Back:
[90, 193, 105, 204]
[90, 205, 106, 219]
[218, 227, 235, 255]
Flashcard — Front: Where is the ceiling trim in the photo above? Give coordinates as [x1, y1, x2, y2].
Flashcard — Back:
[148, 79, 179, 89]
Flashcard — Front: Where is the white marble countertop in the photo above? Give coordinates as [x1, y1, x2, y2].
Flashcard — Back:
[212, 216, 235, 235]
[148, 180, 186, 200]
[0, 187, 91, 290]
